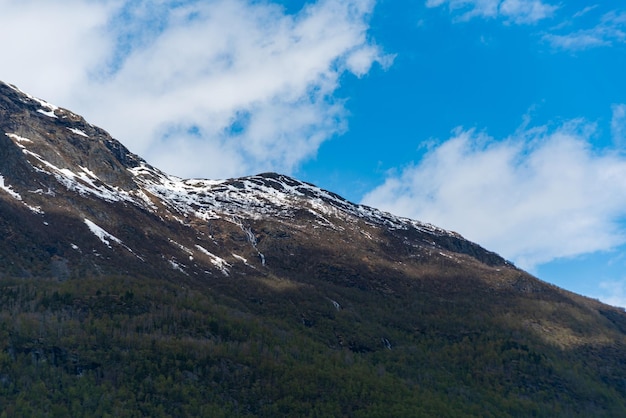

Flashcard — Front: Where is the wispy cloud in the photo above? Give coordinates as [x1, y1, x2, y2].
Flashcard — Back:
[362, 119, 626, 271]
[543, 10, 626, 51]
[425, 0, 558, 24]
[427, 1, 626, 52]
[0, 0, 390, 179]
[572, 5, 598, 19]
[612, 104, 626, 146]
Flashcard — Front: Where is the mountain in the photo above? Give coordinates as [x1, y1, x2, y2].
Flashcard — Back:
[1, 80, 626, 417]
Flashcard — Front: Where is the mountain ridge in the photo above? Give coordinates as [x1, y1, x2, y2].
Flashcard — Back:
[0, 80, 510, 280]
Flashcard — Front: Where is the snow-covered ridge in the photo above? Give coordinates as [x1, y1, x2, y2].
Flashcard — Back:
[129, 166, 455, 238]
[2, 82, 92, 132]
[4, 82, 59, 116]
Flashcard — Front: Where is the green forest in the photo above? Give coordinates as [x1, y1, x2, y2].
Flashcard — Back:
[1, 273, 626, 417]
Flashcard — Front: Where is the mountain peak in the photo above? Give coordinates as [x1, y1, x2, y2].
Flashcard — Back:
[0, 81, 143, 190]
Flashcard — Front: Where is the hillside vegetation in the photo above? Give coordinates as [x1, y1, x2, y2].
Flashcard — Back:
[2, 269, 626, 417]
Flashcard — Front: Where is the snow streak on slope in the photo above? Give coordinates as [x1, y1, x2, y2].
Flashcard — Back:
[5, 132, 138, 204]
[195, 245, 231, 276]
[0, 172, 43, 214]
[67, 127, 89, 137]
[84, 219, 123, 248]
[5, 82, 59, 116]
[0, 175, 22, 201]
[28, 150, 134, 203]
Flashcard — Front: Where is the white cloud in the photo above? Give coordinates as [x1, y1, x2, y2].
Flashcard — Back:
[362, 121, 626, 271]
[544, 10, 626, 51]
[0, 0, 115, 101]
[611, 104, 626, 146]
[0, 0, 388, 179]
[499, 0, 557, 24]
[425, 0, 557, 24]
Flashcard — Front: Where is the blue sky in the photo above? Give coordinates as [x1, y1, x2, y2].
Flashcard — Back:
[1, 0, 626, 307]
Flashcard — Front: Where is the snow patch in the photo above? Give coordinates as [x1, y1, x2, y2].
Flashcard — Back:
[79, 166, 99, 179]
[195, 245, 231, 276]
[84, 219, 122, 248]
[21, 148, 134, 203]
[361, 230, 373, 240]
[29, 188, 55, 196]
[0, 175, 22, 201]
[37, 109, 57, 118]
[29, 94, 59, 113]
[26, 204, 43, 214]
[132, 189, 157, 210]
[5, 133, 32, 143]
[7, 84, 60, 117]
[67, 127, 89, 138]
[0, 175, 38, 214]
[169, 239, 193, 255]
[168, 259, 188, 275]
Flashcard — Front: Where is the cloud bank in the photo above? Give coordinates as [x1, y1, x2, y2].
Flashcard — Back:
[0, 0, 389, 179]
[362, 120, 626, 270]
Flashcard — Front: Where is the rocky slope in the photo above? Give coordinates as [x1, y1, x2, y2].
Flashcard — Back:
[0, 80, 508, 282]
